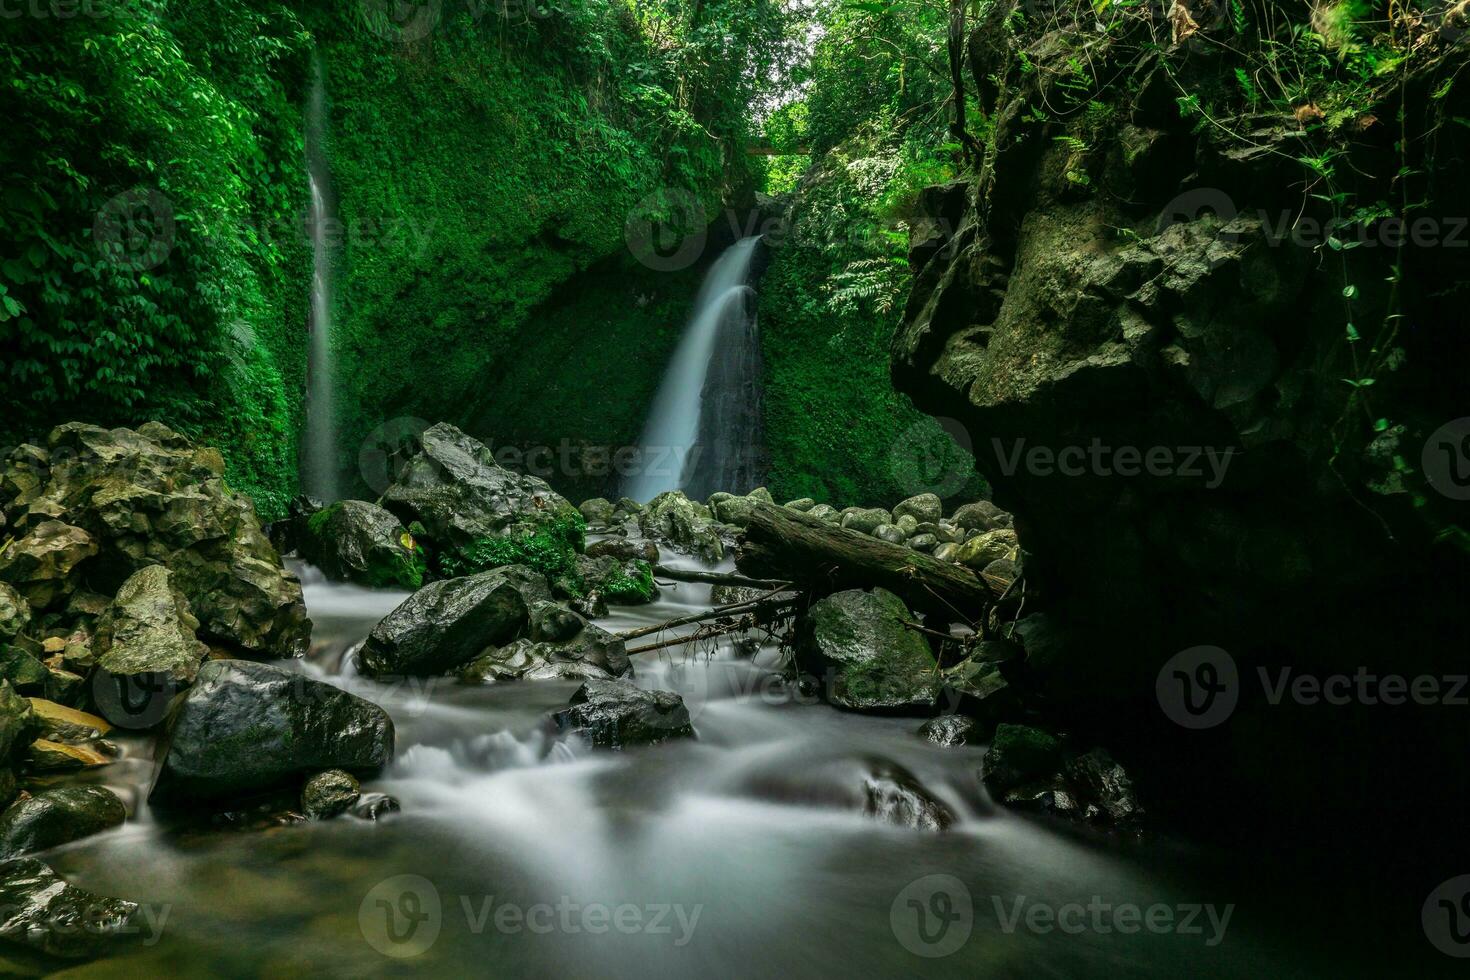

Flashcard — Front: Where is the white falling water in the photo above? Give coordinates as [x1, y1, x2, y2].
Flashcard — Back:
[624, 236, 762, 502]
[303, 55, 339, 502]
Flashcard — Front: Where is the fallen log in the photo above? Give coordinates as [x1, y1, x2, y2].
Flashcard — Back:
[652, 565, 788, 590]
[616, 590, 800, 642]
[736, 503, 999, 618]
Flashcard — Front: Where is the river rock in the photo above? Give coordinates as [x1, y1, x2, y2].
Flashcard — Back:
[27, 699, 109, 743]
[351, 792, 401, 821]
[951, 500, 1010, 532]
[0, 585, 29, 644]
[0, 786, 126, 859]
[932, 542, 960, 562]
[980, 723, 1064, 796]
[462, 623, 630, 683]
[942, 658, 1018, 729]
[638, 491, 723, 562]
[301, 769, 361, 819]
[1065, 747, 1145, 826]
[0, 521, 96, 610]
[1, 424, 309, 658]
[873, 523, 907, 545]
[378, 423, 584, 576]
[26, 738, 113, 772]
[585, 537, 659, 563]
[783, 497, 816, 512]
[552, 678, 694, 748]
[893, 493, 943, 525]
[839, 507, 890, 535]
[0, 858, 141, 959]
[863, 763, 954, 830]
[530, 601, 584, 643]
[894, 513, 919, 535]
[907, 533, 938, 553]
[149, 660, 394, 806]
[953, 528, 1019, 569]
[299, 500, 426, 590]
[356, 568, 533, 677]
[0, 684, 33, 764]
[578, 498, 616, 525]
[806, 503, 839, 523]
[570, 555, 658, 605]
[0, 647, 48, 695]
[795, 588, 939, 712]
[917, 715, 977, 747]
[981, 558, 1022, 592]
[93, 565, 208, 686]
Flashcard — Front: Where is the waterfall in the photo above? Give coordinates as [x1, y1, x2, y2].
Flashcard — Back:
[624, 237, 765, 503]
[303, 54, 339, 502]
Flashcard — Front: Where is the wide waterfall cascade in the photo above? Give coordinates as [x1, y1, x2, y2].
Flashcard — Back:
[303, 54, 339, 502]
[624, 236, 764, 502]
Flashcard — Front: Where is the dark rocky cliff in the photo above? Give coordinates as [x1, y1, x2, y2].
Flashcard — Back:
[895, 4, 1469, 854]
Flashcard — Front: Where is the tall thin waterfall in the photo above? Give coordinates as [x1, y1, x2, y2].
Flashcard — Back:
[624, 237, 764, 502]
[303, 54, 339, 502]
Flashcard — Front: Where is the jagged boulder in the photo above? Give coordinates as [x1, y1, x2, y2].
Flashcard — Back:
[0, 858, 141, 959]
[0, 584, 30, 643]
[93, 565, 208, 685]
[0, 683, 34, 764]
[149, 660, 394, 806]
[0, 424, 308, 658]
[917, 715, 977, 747]
[638, 491, 723, 562]
[299, 499, 426, 590]
[0, 786, 126, 860]
[379, 423, 584, 578]
[552, 678, 694, 748]
[569, 555, 658, 605]
[355, 567, 536, 677]
[863, 762, 954, 830]
[795, 588, 940, 712]
[461, 622, 630, 683]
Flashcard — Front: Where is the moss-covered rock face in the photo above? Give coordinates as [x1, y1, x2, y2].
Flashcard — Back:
[0, 786, 127, 861]
[94, 565, 208, 685]
[380, 424, 585, 583]
[795, 588, 939, 713]
[980, 724, 1065, 797]
[0, 424, 308, 659]
[638, 491, 725, 563]
[301, 500, 426, 590]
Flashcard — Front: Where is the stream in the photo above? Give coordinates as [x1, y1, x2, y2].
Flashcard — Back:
[46, 535, 1367, 977]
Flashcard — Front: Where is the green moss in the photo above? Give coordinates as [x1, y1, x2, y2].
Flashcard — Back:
[438, 513, 586, 583]
[600, 559, 658, 605]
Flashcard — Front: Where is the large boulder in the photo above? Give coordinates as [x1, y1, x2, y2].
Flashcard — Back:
[149, 660, 394, 806]
[299, 500, 426, 590]
[0, 521, 96, 610]
[795, 588, 940, 712]
[0, 858, 141, 959]
[379, 423, 584, 579]
[93, 565, 208, 685]
[951, 528, 1019, 569]
[0, 683, 34, 765]
[552, 678, 695, 748]
[355, 568, 535, 677]
[892, 493, 943, 525]
[461, 622, 630, 683]
[0, 424, 308, 658]
[569, 555, 658, 605]
[0, 786, 126, 860]
[839, 507, 890, 535]
[638, 491, 723, 562]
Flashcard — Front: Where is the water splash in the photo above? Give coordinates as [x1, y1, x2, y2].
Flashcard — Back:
[624, 237, 764, 502]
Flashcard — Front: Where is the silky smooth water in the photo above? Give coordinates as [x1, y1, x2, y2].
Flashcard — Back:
[47, 540, 1381, 978]
[624, 238, 763, 502]
[303, 54, 339, 503]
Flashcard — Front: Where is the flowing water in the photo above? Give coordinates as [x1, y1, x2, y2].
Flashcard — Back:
[43, 534, 1382, 978]
[624, 238, 764, 503]
[303, 54, 339, 503]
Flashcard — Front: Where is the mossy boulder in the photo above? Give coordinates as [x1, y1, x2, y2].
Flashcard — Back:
[574, 555, 658, 605]
[0, 786, 126, 860]
[951, 500, 1011, 532]
[149, 660, 394, 807]
[638, 491, 723, 562]
[839, 507, 891, 535]
[892, 493, 943, 525]
[980, 723, 1065, 796]
[355, 568, 537, 677]
[952, 528, 1020, 569]
[578, 498, 616, 525]
[795, 588, 940, 712]
[301, 769, 361, 820]
[94, 565, 208, 685]
[0, 647, 49, 696]
[300, 500, 426, 590]
[0, 425, 308, 658]
[0, 683, 34, 765]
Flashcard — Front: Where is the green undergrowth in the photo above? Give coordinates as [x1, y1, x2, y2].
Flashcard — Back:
[436, 512, 587, 583]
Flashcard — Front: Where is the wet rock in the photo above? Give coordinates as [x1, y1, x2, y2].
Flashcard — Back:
[2, 424, 308, 658]
[585, 537, 659, 563]
[783, 497, 816, 512]
[893, 493, 943, 525]
[0, 786, 126, 859]
[942, 659, 1018, 730]
[0, 585, 29, 644]
[863, 763, 954, 830]
[933, 542, 960, 562]
[570, 593, 608, 619]
[839, 507, 890, 535]
[951, 500, 1010, 532]
[26, 699, 109, 743]
[914, 521, 960, 544]
[612, 497, 644, 518]
[1065, 747, 1145, 827]
[0, 684, 33, 764]
[981, 724, 1064, 797]
[356, 568, 533, 677]
[894, 514, 920, 535]
[149, 660, 394, 807]
[981, 558, 1022, 593]
[953, 528, 1020, 569]
[301, 769, 361, 819]
[0, 647, 48, 696]
[907, 533, 938, 553]
[0, 858, 141, 959]
[795, 588, 939, 712]
[94, 565, 208, 686]
[708, 489, 772, 528]
[578, 498, 616, 525]
[351, 792, 400, 821]
[298, 500, 426, 590]
[874, 523, 908, 545]
[26, 738, 113, 772]
[0, 521, 96, 610]
[379, 423, 584, 574]
[530, 601, 584, 643]
[552, 678, 694, 748]
[638, 491, 723, 562]
[918, 715, 977, 747]
[462, 623, 630, 683]
[806, 503, 840, 523]
[571, 555, 658, 605]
